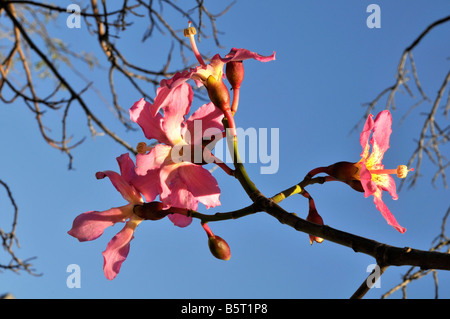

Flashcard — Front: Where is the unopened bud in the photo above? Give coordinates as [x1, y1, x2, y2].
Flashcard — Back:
[206, 75, 230, 112]
[208, 235, 231, 260]
[306, 199, 324, 245]
[226, 61, 244, 89]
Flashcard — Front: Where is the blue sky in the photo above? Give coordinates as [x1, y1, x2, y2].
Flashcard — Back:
[1, 0, 449, 299]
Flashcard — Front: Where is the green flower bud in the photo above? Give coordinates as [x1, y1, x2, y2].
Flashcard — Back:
[208, 235, 231, 261]
[225, 61, 244, 89]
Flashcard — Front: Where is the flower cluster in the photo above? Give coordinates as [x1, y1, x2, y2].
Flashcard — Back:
[68, 23, 275, 280]
[69, 22, 413, 280]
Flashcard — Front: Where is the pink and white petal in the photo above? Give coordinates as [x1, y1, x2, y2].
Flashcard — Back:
[371, 110, 392, 157]
[68, 204, 132, 242]
[372, 173, 399, 200]
[358, 163, 378, 198]
[178, 163, 221, 209]
[366, 111, 393, 167]
[359, 114, 374, 160]
[159, 163, 197, 210]
[159, 67, 198, 90]
[372, 189, 406, 233]
[221, 47, 276, 63]
[192, 64, 220, 83]
[152, 81, 193, 118]
[131, 171, 160, 203]
[95, 170, 142, 204]
[158, 164, 195, 227]
[129, 98, 170, 144]
[183, 102, 224, 145]
[134, 144, 171, 176]
[165, 181, 195, 227]
[161, 83, 193, 145]
[102, 218, 141, 280]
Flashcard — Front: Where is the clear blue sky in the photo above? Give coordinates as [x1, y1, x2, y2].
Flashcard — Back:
[1, 0, 449, 299]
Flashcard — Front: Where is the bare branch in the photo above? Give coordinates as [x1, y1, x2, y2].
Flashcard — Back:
[382, 206, 450, 298]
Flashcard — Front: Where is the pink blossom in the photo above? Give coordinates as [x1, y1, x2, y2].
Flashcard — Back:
[152, 23, 275, 116]
[130, 82, 224, 227]
[309, 110, 413, 233]
[68, 154, 156, 280]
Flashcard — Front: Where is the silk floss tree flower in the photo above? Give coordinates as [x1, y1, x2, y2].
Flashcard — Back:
[307, 110, 413, 233]
[68, 154, 173, 280]
[130, 81, 226, 227]
[154, 22, 276, 136]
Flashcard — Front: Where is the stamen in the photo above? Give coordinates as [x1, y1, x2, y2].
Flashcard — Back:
[369, 165, 414, 179]
[396, 165, 414, 178]
[183, 21, 206, 67]
[136, 142, 151, 154]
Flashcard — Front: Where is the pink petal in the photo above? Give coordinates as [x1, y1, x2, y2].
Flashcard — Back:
[167, 213, 193, 228]
[372, 173, 399, 200]
[358, 163, 378, 198]
[159, 48, 275, 91]
[372, 189, 406, 233]
[102, 219, 139, 280]
[129, 98, 170, 145]
[134, 144, 171, 176]
[384, 175, 399, 200]
[116, 153, 137, 184]
[177, 163, 221, 209]
[367, 110, 392, 165]
[68, 205, 132, 242]
[372, 110, 392, 155]
[359, 114, 374, 160]
[95, 170, 142, 204]
[160, 82, 193, 145]
[131, 171, 160, 203]
[183, 102, 224, 146]
[152, 82, 193, 120]
[132, 146, 172, 202]
[159, 163, 198, 211]
[221, 47, 276, 63]
[159, 67, 199, 90]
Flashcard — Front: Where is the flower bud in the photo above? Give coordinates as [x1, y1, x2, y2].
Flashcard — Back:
[206, 75, 231, 112]
[225, 61, 244, 89]
[306, 199, 324, 245]
[208, 235, 231, 261]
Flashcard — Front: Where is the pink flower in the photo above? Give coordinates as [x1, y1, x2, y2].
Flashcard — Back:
[130, 82, 224, 227]
[152, 23, 276, 116]
[68, 154, 157, 280]
[308, 110, 413, 233]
